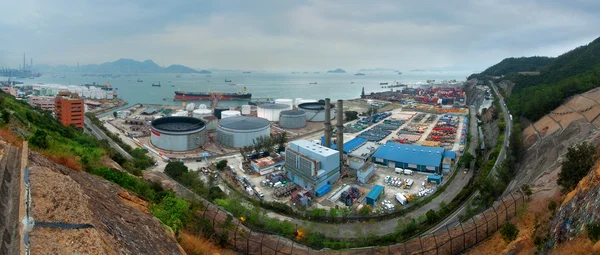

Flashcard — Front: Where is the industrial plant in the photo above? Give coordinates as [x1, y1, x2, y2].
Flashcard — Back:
[150, 116, 207, 151]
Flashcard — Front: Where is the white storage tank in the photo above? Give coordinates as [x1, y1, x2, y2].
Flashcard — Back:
[279, 110, 307, 129]
[257, 103, 290, 121]
[275, 98, 294, 109]
[199, 104, 208, 109]
[192, 108, 212, 119]
[297, 99, 317, 106]
[172, 110, 189, 117]
[297, 101, 335, 122]
[222, 110, 241, 119]
[241, 105, 252, 115]
[217, 116, 270, 148]
[185, 103, 196, 111]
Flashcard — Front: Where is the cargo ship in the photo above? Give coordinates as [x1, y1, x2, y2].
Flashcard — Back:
[174, 87, 251, 101]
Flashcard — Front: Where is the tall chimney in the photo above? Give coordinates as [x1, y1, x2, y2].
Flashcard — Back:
[324, 98, 331, 148]
[336, 100, 344, 163]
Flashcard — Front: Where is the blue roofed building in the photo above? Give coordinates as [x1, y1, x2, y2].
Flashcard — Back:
[443, 151, 457, 161]
[371, 142, 445, 173]
[365, 185, 385, 207]
[285, 140, 340, 195]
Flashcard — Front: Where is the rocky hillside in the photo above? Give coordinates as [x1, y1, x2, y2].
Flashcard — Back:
[27, 149, 185, 254]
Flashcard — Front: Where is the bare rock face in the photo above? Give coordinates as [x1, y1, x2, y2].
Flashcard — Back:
[28, 151, 185, 255]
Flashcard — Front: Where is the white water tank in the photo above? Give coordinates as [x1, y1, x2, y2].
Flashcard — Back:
[257, 103, 290, 121]
[241, 105, 252, 115]
[172, 110, 188, 117]
[275, 98, 294, 109]
[193, 108, 212, 118]
[186, 103, 196, 111]
[297, 99, 318, 106]
[199, 104, 208, 109]
[221, 110, 242, 119]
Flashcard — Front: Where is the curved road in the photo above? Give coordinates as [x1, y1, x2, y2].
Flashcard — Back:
[427, 81, 511, 232]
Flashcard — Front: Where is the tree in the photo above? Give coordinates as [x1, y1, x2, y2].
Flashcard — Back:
[588, 222, 600, 243]
[112, 111, 118, 118]
[558, 142, 597, 191]
[29, 130, 49, 149]
[500, 222, 519, 243]
[345, 111, 358, 121]
[547, 200, 558, 212]
[150, 194, 191, 234]
[359, 205, 372, 216]
[216, 159, 228, 171]
[0, 109, 9, 123]
[521, 184, 532, 200]
[164, 162, 188, 180]
[329, 208, 339, 218]
[425, 209, 439, 225]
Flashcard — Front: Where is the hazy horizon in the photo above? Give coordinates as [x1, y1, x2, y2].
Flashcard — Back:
[2, 0, 598, 71]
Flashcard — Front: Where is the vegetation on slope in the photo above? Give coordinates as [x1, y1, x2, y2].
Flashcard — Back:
[557, 142, 597, 192]
[468, 56, 553, 79]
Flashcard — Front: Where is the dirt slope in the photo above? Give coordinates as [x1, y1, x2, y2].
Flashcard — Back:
[28, 151, 185, 255]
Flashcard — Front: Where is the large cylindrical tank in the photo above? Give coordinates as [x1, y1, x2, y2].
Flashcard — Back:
[221, 110, 241, 119]
[257, 103, 290, 121]
[241, 105, 251, 115]
[298, 102, 335, 122]
[172, 110, 189, 117]
[199, 104, 208, 109]
[217, 116, 270, 147]
[202, 115, 218, 131]
[192, 108, 212, 119]
[279, 110, 307, 129]
[214, 107, 228, 119]
[275, 98, 294, 109]
[297, 99, 318, 107]
[185, 103, 196, 111]
[150, 116, 206, 151]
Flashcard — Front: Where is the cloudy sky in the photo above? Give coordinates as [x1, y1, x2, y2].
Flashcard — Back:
[1, 0, 598, 72]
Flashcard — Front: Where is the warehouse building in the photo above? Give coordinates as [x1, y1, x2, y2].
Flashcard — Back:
[284, 140, 340, 195]
[150, 116, 207, 151]
[250, 155, 285, 176]
[365, 185, 385, 207]
[217, 116, 270, 148]
[357, 162, 375, 184]
[371, 142, 445, 174]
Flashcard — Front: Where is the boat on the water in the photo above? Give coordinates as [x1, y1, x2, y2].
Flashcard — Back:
[355, 73, 365, 76]
[152, 82, 161, 87]
[242, 71, 251, 74]
[398, 72, 402, 75]
[230, 82, 237, 86]
[174, 87, 251, 101]
[309, 82, 317, 84]
[137, 79, 143, 82]
[380, 82, 388, 85]
[225, 79, 232, 82]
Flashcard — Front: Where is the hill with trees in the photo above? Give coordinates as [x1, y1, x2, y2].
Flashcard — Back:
[468, 56, 554, 79]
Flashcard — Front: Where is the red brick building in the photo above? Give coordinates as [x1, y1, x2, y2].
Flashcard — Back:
[55, 95, 84, 128]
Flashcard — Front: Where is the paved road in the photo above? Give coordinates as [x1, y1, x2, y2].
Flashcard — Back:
[428, 81, 511, 231]
[84, 116, 133, 160]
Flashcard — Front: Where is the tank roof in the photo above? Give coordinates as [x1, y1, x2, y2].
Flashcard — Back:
[218, 116, 270, 130]
[151, 116, 205, 132]
[280, 110, 306, 116]
[298, 102, 335, 110]
[258, 103, 289, 109]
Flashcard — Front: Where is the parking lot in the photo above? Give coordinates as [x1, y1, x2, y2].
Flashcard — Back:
[367, 165, 438, 209]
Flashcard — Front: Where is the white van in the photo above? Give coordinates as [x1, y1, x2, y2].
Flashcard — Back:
[403, 169, 413, 175]
[395, 168, 404, 174]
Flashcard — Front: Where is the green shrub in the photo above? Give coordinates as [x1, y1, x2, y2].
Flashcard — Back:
[29, 130, 49, 149]
[500, 222, 519, 243]
[588, 222, 600, 243]
[558, 142, 597, 191]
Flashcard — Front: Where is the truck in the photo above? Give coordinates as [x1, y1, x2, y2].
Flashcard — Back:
[509, 114, 513, 121]
[404, 179, 414, 189]
[403, 169, 413, 175]
[395, 168, 404, 174]
[253, 186, 265, 199]
[395, 193, 407, 205]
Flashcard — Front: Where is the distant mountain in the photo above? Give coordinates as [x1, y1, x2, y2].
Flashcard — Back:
[37, 59, 210, 73]
[198, 70, 212, 74]
[327, 68, 346, 73]
[358, 68, 399, 72]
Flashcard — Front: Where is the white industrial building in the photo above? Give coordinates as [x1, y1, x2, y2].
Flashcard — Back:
[150, 116, 207, 151]
[257, 103, 290, 121]
[216, 116, 270, 147]
[284, 140, 340, 195]
[30, 83, 117, 100]
[221, 110, 241, 119]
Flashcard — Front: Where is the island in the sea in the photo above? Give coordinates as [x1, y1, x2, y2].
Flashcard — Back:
[327, 68, 347, 73]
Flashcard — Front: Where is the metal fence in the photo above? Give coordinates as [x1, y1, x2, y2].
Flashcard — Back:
[190, 187, 525, 255]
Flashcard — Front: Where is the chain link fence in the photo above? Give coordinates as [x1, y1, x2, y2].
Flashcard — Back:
[189, 185, 525, 255]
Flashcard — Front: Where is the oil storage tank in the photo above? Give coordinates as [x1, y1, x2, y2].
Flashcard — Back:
[192, 108, 212, 118]
[275, 98, 294, 109]
[241, 105, 252, 115]
[151, 116, 207, 151]
[298, 101, 335, 122]
[257, 103, 290, 121]
[221, 110, 241, 119]
[217, 116, 270, 147]
[279, 110, 307, 129]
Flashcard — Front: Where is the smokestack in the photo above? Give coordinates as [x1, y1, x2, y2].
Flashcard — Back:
[324, 98, 331, 148]
[23, 53, 26, 71]
[336, 100, 344, 163]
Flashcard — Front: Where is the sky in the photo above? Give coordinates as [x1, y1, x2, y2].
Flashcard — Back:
[1, 0, 599, 72]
